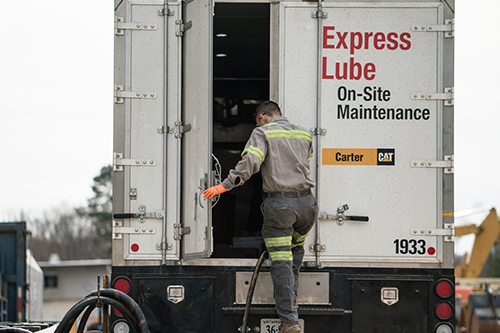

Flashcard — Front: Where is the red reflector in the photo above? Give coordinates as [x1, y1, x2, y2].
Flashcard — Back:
[114, 308, 123, 317]
[131, 243, 139, 252]
[436, 302, 453, 320]
[428, 247, 436, 255]
[114, 278, 131, 293]
[436, 280, 453, 298]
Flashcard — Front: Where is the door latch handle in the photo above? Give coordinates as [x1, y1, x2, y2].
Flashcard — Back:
[113, 206, 164, 223]
[198, 173, 208, 209]
[319, 204, 369, 226]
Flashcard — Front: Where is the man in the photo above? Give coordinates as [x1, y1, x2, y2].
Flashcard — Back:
[203, 101, 319, 333]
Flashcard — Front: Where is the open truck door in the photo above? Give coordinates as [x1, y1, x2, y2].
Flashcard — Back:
[113, 0, 214, 263]
[181, 0, 214, 259]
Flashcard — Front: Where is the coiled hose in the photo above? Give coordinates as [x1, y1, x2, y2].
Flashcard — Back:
[54, 289, 148, 333]
[241, 250, 267, 333]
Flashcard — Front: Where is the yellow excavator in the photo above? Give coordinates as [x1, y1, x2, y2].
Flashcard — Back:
[455, 208, 500, 333]
[456, 208, 500, 278]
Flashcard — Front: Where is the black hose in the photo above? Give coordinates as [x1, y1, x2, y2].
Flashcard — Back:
[100, 298, 140, 333]
[242, 250, 268, 333]
[55, 297, 99, 333]
[86, 289, 148, 333]
[75, 298, 139, 333]
[77, 305, 95, 333]
[54, 296, 140, 333]
[56, 296, 136, 333]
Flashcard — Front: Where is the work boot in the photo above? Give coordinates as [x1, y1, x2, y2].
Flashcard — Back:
[279, 321, 301, 333]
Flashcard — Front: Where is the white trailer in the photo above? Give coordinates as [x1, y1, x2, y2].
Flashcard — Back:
[112, 0, 455, 331]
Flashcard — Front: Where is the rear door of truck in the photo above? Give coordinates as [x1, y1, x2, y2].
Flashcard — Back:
[113, 0, 214, 264]
[181, 0, 214, 259]
[113, 1, 172, 263]
[279, 2, 454, 266]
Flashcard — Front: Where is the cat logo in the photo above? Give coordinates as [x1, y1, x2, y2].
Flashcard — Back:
[377, 149, 395, 166]
[322, 148, 395, 166]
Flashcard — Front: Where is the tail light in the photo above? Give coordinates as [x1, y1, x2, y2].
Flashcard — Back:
[113, 277, 132, 316]
[435, 302, 453, 320]
[435, 279, 453, 298]
[435, 323, 453, 333]
[113, 320, 130, 333]
[113, 277, 131, 294]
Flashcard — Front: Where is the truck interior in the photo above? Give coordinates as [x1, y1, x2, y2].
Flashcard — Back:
[211, 3, 270, 259]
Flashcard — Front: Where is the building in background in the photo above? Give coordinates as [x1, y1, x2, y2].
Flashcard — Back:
[38, 254, 111, 323]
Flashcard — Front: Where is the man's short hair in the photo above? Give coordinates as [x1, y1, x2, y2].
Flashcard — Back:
[254, 100, 282, 119]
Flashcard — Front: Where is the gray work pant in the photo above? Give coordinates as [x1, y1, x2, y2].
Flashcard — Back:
[261, 193, 319, 323]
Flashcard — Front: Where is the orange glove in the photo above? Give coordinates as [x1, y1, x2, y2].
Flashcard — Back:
[202, 184, 228, 199]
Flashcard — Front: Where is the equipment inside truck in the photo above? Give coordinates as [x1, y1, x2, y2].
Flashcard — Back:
[211, 3, 270, 259]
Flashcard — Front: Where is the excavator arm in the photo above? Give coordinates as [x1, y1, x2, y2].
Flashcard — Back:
[455, 208, 500, 278]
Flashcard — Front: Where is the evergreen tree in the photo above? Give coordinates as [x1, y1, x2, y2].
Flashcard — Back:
[77, 165, 113, 258]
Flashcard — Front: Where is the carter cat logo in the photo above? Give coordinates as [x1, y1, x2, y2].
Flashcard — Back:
[322, 148, 395, 166]
[377, 149, 395, 165]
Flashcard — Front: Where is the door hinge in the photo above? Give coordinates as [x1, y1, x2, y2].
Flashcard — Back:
[158, 8, 175, 16]
[155, 242, 174, 251]
[310, 128, 327, 136]
[175, 19, 192, 37]
[311, 10, 328, 19]
[411, 155, 454, 174]
[115, 17, 158, 36]
[173, 223, 191, 240]
[114, 85, 157, 104]
[411, 223, 455, 242]
[157, 125, 175, 134]
[309, 244, 326, 252]
[411, 19, 454, 38]
[113, 152, 157, 171]
[130, 188, 137, 200]
[411, 87, 454, 106]
[112, 220, 157, 240]
[156, 122, 191, 137]
[168, 121, 192, 138]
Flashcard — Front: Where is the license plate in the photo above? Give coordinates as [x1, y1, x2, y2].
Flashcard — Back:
[260, 319, 304, 333]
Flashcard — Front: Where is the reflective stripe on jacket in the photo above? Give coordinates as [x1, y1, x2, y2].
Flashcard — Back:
[222, 116, 315, 192]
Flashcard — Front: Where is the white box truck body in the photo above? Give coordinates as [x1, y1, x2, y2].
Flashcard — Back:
[112, 0, 455, 331]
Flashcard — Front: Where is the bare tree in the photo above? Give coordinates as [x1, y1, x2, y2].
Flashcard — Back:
[18, 166, 113, 261]
[30, 206, 97, 261]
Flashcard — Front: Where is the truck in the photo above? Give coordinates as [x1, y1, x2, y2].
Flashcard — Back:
[111, 0, 455, 332]
[0, 222, 44, 324]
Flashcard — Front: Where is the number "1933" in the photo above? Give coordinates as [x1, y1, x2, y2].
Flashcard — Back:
[393, 239, 426, 254]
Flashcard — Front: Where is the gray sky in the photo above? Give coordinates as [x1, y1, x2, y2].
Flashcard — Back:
[0, 1, 498, 254]
[0, 1, 113, 219]
[454, 0, 500, 253]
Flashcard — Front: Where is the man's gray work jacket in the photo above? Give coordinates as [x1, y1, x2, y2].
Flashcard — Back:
[222, 116, 315, 193]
